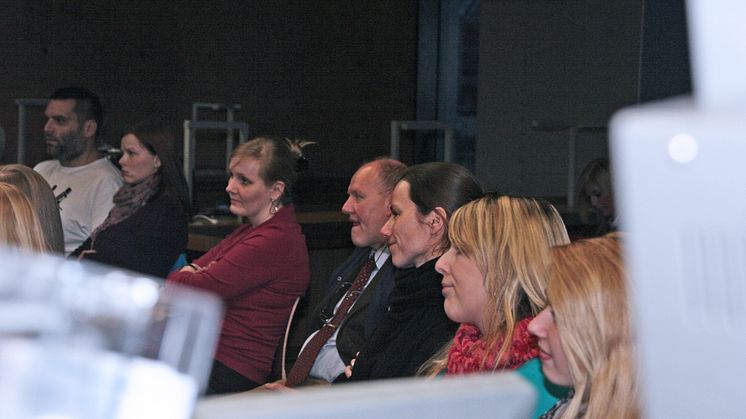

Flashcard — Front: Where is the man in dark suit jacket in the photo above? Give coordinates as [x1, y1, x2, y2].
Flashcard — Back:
[308, 246, 394, 380]
[266, 158, 406, 388]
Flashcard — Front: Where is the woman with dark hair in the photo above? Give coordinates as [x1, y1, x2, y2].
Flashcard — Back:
[71, 123, 190, 278]
[345, 162, 483, 381]
[168, 136, 311, 394]
[0, 164, 64, 253]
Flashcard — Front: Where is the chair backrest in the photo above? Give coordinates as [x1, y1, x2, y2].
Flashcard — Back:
[270, 296, 301, 381]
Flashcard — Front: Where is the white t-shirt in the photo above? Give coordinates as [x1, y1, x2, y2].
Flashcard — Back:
[34, 158, 123, 254]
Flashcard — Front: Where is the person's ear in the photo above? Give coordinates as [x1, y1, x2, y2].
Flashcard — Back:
[271, 181, 286, 201]
[153, 156, 162, 170]
[383, 198, 392, 217]
[82, 119, 97, 140]
[428, 207, 448, 234]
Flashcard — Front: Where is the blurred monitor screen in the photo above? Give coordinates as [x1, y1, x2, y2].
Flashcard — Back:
[195, 372, 535, 419]
[612, 97, 746, 418]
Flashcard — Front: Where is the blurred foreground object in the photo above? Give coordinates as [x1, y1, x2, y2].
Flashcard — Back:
[0, 248, 222, 419]
[196, 373, 535, 419]
[610, 0, 746, 417]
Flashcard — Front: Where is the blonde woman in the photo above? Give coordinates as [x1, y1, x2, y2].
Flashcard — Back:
[424, 194, 570, 416]
[528, 234, 640, 418]
[0, 183, 51, 252]
[0, 164, 64, 253]
[168, 136, 311, 394]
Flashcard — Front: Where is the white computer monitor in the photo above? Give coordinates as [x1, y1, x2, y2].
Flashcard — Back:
[194, 373, 536, 419]
[611, 97, 746, 418]
[611, 0, 746, 416]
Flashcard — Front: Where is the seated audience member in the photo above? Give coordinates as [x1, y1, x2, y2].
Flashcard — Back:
[71, 123, 190, 277]
[0, 164, 64, 253]
[529, 234, 640, 419]
[34, 87, 123, 254]
[272, 158, 406, 388]
[0, 183, 52, 252]
[423, 194, 570, 417]
[577, 158, 616, 234]
[346, 162, 484, 381]
[168, 136, 311, 394]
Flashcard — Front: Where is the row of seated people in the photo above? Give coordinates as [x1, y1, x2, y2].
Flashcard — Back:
[2, 85, 637, 418]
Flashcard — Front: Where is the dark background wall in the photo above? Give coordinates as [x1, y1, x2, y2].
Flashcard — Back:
[0, 1, 419, 211]
[638, 0, 691, 103]
[0, 0, 691, 205]
[476, 0, 644, 197]
[474, 0, 690, 199]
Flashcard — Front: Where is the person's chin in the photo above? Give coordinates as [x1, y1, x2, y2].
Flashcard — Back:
[350, 228, 367, 247]
[442, 298, 457, 319]
[46, 146, 61, 157]
[391, 253, 414, 269]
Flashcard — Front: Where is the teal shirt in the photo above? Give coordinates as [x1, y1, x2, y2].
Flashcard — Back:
[516, 358, 571, 418]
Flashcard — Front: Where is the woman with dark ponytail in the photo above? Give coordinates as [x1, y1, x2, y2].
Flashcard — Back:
[168, 136, 312, 394]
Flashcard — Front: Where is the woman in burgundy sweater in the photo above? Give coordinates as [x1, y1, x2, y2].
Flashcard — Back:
[168, 137, 310, 394]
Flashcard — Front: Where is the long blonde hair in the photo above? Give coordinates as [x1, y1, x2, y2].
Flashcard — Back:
[421, 195, 569, 375]
[0, 183, 51, 253]
[0, 164, 64, 253]
[548, 234, 640, 419]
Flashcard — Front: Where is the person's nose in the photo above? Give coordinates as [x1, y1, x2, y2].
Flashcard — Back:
[528, 308, 549, 337]
[341, 196, 354, 214]
[380, 216, 393, 238]
[225, 177, 235, 194]
[435, 247, 454, 274]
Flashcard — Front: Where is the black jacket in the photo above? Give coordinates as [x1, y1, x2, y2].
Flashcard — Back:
[348, 257, 458, 381]
[71, 192, 188, 278]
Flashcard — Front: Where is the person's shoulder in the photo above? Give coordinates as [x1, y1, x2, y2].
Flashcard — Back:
[33, 159, 59, 173]
[87, 158, 121, 174]
[264, 207, 304, 234]
[149, 192, 187, 215]
[84, 158, 123, 184]
[135, 193, 188, 231]
[516, 357, 542, 380]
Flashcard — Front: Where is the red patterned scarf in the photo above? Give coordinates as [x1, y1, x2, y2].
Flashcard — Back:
[446, 318, 538, 375]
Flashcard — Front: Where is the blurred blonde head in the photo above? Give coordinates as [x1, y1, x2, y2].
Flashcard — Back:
[0, 164, 62, 253]
[547, 233, 639, 419]
[0, 183, 51, 253]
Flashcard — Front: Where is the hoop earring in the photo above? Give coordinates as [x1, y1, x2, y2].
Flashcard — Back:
[270, 199, 279, 215]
